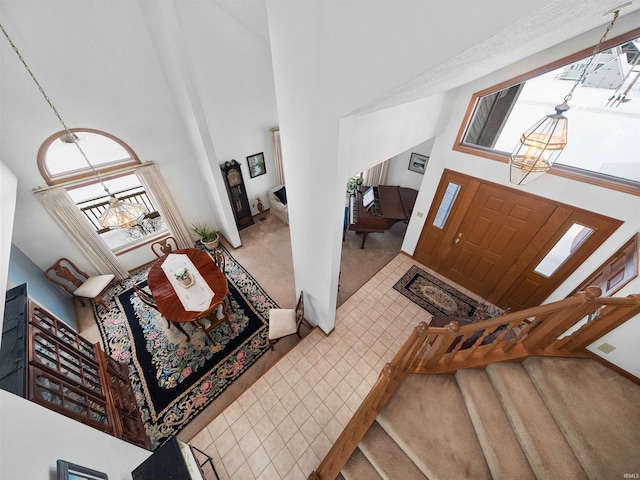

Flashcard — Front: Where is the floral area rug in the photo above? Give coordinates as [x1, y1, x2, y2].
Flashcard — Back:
[393, 265, 501, 318]
[92, 244, 275, 449]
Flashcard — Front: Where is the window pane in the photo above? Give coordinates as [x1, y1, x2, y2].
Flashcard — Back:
[462, 36, 640, 185]
[433, 183, 461, 229]
[535, 223, 594, 277]
[46, 131, 132, 175]
[68, 173, 166, 250]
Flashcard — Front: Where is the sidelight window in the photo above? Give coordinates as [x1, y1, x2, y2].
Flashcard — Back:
[534, 223, 594, 278]
[433, 182, 461, 229]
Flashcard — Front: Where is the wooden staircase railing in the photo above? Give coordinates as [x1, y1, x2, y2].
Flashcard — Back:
[309, 287, 640, 480]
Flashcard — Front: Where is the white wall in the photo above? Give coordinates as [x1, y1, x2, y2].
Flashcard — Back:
[0, 391, 151, 480]
[0, 161, 18, 331]
[386, 138, 437, 191]
[399, 15, 640, 376]
[1, 1, 280, 274]
[266, 1, 518, 332]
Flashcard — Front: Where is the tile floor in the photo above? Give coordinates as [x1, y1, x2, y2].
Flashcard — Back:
[187, 253, 434, 479]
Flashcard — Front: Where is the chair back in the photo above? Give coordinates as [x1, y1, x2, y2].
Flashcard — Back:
[295, 291, 305, 333]
[213, 249, 226, 272]
[151, 236, 178, 258]
[197, 300, 227, 323]
[133, 285, 159, 311]
[194, 300, 230, 341]
[44, 258, 89, 295]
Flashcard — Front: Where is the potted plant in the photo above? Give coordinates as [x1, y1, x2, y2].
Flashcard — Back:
[191, 221, 219, 249]
[174, 267, 195, 288]
[347, 176, 363, 193]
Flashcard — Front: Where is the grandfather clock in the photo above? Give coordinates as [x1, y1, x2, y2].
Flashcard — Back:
[221, 160, 254, 230]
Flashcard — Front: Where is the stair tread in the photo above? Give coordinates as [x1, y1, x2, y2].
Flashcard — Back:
[359, 421, 429, 480]
[456, 368, 536, 479]
[378, 373, 491, 479]
[524, 356, 640, 478]
[342, 447, 384, 480]
[487, 362, 587, 479]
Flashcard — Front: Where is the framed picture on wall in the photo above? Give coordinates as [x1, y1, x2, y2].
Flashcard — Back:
[408, 152, 429, 174]
[57, 460, 108, 480]
[247, 152, 266, 178]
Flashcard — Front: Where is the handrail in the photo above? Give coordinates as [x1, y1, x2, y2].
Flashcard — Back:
[309, 287, 640, 479]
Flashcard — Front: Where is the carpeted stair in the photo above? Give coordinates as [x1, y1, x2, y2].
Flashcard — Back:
[341, 357, 640, 479]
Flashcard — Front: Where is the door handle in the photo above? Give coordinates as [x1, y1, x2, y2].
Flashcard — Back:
[453, 232, 463, 244]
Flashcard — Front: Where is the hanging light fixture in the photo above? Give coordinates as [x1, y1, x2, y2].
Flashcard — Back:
[509, 9, 622, 185]
[1, 23, 147, 229]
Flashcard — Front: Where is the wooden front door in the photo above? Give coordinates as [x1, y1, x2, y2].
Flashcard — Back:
[437, 183, 556, 298]
[415, 170, 622, 310]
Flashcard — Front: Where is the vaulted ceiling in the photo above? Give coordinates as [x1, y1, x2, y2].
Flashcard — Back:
[2, 0, 639, 267]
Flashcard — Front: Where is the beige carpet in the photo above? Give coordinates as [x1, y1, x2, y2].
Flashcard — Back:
[225, 210, 408, 309]
[342, 357, 640, 479]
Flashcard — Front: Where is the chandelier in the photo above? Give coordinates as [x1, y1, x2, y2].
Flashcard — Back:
[0, 23, 146, 229]
[509, 9, 622, 185]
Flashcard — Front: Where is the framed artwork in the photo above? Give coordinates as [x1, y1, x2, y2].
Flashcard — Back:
[247, 152, 266, 178]
[408, 152, 429, 174]
[57, 460, 108, 480]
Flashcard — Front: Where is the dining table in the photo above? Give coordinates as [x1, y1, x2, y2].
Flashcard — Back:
[147, 248, 229, 325]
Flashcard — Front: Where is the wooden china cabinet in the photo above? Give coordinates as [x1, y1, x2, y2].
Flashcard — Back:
[221, 159, 254, 230]
[0, 284, 150, 449]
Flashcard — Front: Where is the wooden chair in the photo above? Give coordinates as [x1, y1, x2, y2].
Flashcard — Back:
[212, 248, 225, 272]
[44, 258, 115, 307]
[192, 300, 233, 343]
[133, 285, 191, 341]
[268, 291, 306, 349]
[151, 236, 178, 258]
[211, 248, 235, 311]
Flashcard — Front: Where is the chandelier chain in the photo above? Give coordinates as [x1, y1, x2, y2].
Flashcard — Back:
[563, 10, 620, 104]
[0, 22, 111, 196]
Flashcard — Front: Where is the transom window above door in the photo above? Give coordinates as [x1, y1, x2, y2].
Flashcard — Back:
[455, 28, 640, 195]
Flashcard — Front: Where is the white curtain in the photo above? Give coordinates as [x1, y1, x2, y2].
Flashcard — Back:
[270, 127, 285, 186]
[362, 159, 390, 187]
[37, 188, 130, 280]
[136, 163, 194, 249]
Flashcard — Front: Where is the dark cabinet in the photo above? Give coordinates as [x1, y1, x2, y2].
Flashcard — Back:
[0, 284, 150, 449]
[221, 159, 254, 230]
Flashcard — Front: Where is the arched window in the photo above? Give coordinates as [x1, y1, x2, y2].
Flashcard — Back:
[38, 129, 166, 251]
[38, 128, 140, 186]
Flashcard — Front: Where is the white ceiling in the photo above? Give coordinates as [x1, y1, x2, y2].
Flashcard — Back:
[353, 0, 640, 113]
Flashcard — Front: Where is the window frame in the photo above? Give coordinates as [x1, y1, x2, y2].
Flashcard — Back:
[453, 27, 640, 196]
[36, 128, 169, 253]
[37, 128, 140, 186]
